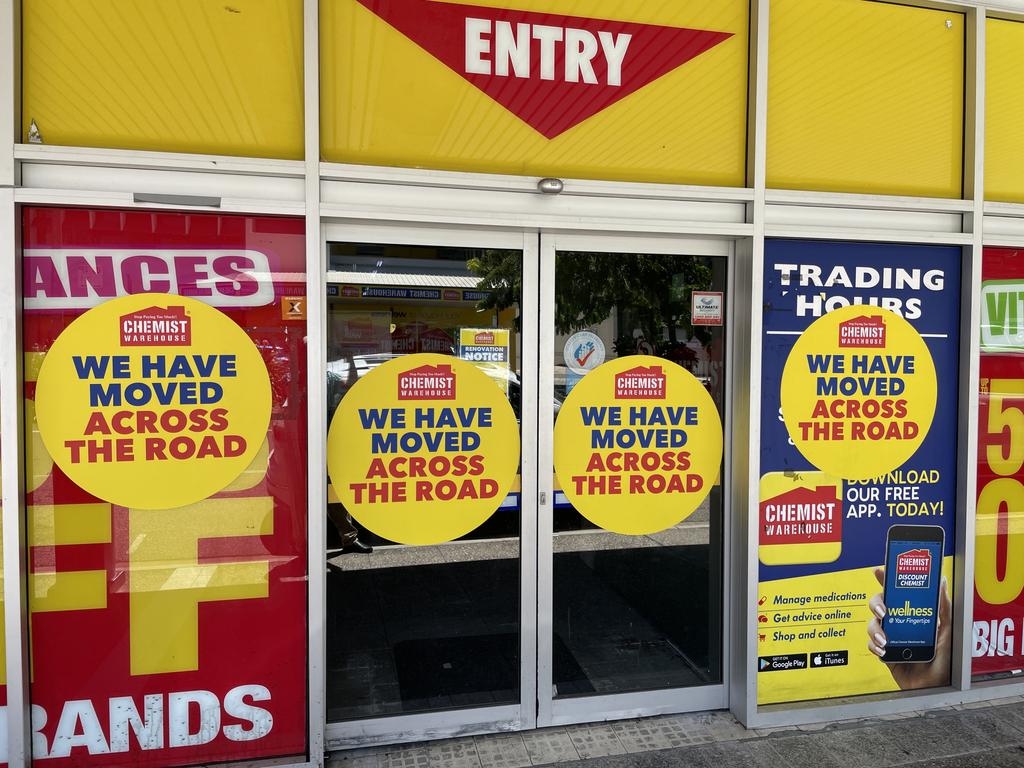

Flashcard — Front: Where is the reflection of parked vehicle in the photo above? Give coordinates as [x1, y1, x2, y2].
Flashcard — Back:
[326, 353, 561, 421]
[251, 330, 302, 418]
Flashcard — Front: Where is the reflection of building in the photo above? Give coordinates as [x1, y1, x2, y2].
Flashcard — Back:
[328, 246, 517, 364]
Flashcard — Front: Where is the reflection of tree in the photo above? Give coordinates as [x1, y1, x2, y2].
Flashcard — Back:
[468, 250, 521, 324]
[469, 250, 714, 346]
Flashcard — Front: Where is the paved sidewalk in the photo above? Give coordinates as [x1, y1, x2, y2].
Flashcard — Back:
[328, 695, 1024, 768]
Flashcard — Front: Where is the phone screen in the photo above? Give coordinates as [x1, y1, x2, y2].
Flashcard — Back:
[883, 536, 942, 653]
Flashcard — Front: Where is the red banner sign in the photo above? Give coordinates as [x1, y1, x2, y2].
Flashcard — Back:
[974, 247, 1024, 677]
[18, 207, 307, 767]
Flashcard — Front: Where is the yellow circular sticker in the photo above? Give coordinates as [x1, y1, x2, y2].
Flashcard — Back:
[553, 356, 723, 535]
[35, 294, 271, 510]
[327, 354, 520, 545]
[780, 305, 937, 481]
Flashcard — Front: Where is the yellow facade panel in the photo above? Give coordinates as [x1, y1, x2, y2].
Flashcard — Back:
[986, 19, 1024, 203]
[22, 1, 304, 159]
[321, 0, 749, 186]
[767, 0, 964, 198]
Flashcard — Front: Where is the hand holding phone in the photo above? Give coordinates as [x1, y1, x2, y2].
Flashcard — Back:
[867, 568, 951, 689]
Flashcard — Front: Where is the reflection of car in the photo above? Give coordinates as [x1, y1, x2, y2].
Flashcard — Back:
[326, 353, 562, 420]
[251, 331, 301, 418]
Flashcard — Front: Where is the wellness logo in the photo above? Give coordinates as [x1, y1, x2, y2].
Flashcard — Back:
[615, 365, 666, 400]
[895, 548, 932, 588]
[838, 315, 886, 348]
[398, 364, 457, 400]
[119, 306, 191, 346]
[354, 0, 732, 139]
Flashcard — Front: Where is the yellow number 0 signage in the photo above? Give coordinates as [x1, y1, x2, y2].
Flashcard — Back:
[977, 379, 1024, 606]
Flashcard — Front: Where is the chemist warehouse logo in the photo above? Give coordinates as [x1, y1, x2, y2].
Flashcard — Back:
[119, 306, 192, 346]
[399, 364, 457, 400]
[838, 315, 886, 349]
[615, 366, 666, 400]
[354, 0, 733, 139]
[896, 548, 932, 589]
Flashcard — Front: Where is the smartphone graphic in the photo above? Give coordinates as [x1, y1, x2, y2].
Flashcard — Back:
[882, 524, 944, 663]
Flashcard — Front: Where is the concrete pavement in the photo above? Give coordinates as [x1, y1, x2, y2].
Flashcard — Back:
[328, 695, 1024, 768]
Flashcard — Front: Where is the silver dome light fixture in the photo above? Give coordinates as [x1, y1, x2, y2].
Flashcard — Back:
[537, 177, 564, 194]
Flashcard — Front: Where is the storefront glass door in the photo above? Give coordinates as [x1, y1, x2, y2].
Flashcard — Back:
[322, 223, 539, 747]
[536, 232, 730, 725]
[322, 224, 728, 746]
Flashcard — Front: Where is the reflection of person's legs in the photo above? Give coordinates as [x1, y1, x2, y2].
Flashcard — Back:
[327, 505, 373, 553]
[328, 505, 358, 545]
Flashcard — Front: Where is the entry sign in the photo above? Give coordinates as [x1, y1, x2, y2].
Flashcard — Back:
[327, 354, 520, 545]
[354, 0, 732, 139]
[34, 293, 272, 510]
[554, 356, 723, 535]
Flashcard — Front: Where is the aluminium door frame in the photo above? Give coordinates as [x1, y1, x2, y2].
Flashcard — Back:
[535, 229, 736, 727]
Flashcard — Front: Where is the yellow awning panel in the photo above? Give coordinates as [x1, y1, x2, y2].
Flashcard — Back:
[767, 0, 964, 198]
[22, 1, 303, 159]
[321, 0, 749, 186]
[986, 18, 1024, 203]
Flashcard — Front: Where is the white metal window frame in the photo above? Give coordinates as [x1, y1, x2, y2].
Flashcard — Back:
[3, 0, 1024, 764]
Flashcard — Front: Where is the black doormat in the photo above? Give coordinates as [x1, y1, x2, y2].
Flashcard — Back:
[393, 632, 593, 705]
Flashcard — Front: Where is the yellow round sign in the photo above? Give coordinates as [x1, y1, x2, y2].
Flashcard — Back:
[553, 355, 723, 535]
[327, 354, 521, 545]
[780, 305, 937, 481]
[34, 294, 272, 510]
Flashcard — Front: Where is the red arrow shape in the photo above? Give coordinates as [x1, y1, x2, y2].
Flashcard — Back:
[355, 0, 733, 139]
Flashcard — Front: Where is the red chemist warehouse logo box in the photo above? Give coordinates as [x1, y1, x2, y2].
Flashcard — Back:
[759, 485, 842, 546]
[615, 366, 666, 400]
[355, 0, 732, 139]
[895, 548, 932, 588]
[119, 305, 191, 346]
[838, 315, 886, 348]
[399, 364, 457, 400]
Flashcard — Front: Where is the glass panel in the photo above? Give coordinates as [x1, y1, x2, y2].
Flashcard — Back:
[985, 19, 1024, 203]
[326, 243, 523, 720]
[767, 0, 964, 198]
[321, 0, 748, 186]
[22, 1, 303, 159]
[22, 207, 308, 766]
[973, 246, 1024, 681]
[550, 251, 726, 696]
